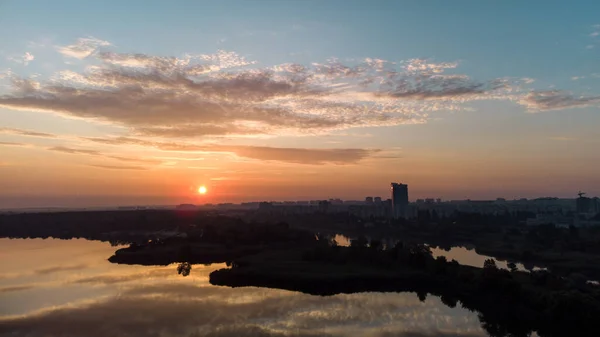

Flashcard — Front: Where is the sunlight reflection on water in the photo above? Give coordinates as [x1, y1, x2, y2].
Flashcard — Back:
[332, 234, 545, 271]
[0, 238, 489, 337]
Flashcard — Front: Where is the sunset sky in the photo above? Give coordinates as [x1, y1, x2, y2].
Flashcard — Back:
[1, 0, 599, 208]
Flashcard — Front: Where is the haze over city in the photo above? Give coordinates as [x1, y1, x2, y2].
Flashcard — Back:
[1, 0, 600, 208]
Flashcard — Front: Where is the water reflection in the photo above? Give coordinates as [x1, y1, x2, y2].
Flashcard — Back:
[0, 238, 488, 336]
[332, 234, 543, 271]
[429, 246, 543, 272]
[177, 262, 192, 276]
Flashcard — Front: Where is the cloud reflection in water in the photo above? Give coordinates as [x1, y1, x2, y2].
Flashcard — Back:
[0, 239, 486, 337]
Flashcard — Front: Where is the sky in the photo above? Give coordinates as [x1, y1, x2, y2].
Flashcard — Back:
[1, 0, 599, 207]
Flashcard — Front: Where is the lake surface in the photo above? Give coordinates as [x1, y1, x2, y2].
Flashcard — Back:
[333, 234, 543, 272]
[0, 238, 491, 337]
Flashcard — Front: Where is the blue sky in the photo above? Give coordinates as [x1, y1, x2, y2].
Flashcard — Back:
[0, 0, 599, 207]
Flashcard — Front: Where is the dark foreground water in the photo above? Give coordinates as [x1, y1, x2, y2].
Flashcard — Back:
[0, 238, 520, 337]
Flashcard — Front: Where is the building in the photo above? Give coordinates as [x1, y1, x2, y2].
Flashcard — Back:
[365, 197, 374, 204]
[577, 194, 593, 214]
[390, 182, 409, 218]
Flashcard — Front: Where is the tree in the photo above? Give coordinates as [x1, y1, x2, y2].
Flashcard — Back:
[434, 256, 448, 274]
[351, 235, 368, 248]
[483, 258, 499, 280]
[484, 258, 497, 270]
[369, 239, 382, 251]
[507, 262, 518, 273]
[177, 262, 192, 276]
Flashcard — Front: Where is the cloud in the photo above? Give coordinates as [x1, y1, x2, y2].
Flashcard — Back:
[72, 269, 174, 285]
[403, 58, 458, 74]
[0, 127, 57, 138]
[377, 76, 505, 100]
[34, 264, 88, 275]
[103, 155, 161, 164]
[56, 37, 111, 59]
[7, 52, 35, 66]
[0, 285, 35, 293]
[586, 44, 595, 49]
[83, 136, 379, 164]
[217, 146, 378, 164]
[0, 264, 89, 281]
[0, 41, 527, 140]
[87, 164, 147, 170]
[0, 283, 484, 337]
[46, 145, 161, 164]
[134, 124, 261, 138]
[97, 49, 254, 72]
[0, 141, 27, 147]
[520, 90, 600, 111]
[48, 146, 100, 155]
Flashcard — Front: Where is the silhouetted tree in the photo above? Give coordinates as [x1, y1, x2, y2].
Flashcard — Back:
[177, 262, 191, 276]
[369, 239, 382, 251]
[351, 235, 368, 248]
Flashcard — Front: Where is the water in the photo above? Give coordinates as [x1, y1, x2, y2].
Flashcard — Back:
[0, 238, 489, 336]
[333, 234, 544, 272]
[429, 246, 544, 272]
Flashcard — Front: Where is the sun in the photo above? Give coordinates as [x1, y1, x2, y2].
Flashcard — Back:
[198, 186, 207, 194]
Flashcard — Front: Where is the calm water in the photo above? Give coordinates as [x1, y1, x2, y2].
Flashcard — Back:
[429, 246, 544, 272]
[0, 238, 489, 337]
[333, 234, 543, 272]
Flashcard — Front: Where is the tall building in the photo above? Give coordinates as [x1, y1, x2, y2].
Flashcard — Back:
[577, 192, 593, 214]
[390, 182, 409, 218]
[365, 196, 374, 204]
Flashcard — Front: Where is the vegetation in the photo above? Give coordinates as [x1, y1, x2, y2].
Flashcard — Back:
[3, 210, 600, 335]
[211, 238, 600, 337]
[108, 220, 315, 265]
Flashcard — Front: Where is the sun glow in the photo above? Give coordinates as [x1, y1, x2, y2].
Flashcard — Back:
[198, 186, 207, 194]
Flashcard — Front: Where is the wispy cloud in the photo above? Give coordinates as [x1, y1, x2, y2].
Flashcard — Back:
[7, 52, 35, 66]
[0, 141, 27, 147]
[521, 90, 600, 111]
[0, 39, 531, 140]
[88, 164, 147, 170]
[1, 139, 163, 165]
[0, 285, 34, 294]
[35, 264, 88, 275]
[48, 146, 161, 164]
[586, 24, 599, 49]
[56, 37, 111, 59]
[48, 146, 100, 155]
[71, 269, 173, 285]
[1, 36, 594, 155]
[0, 127, 57, 138]
[83, 136, 380, 165]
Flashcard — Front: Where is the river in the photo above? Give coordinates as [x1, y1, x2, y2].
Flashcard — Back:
[0, 238, 493, 336]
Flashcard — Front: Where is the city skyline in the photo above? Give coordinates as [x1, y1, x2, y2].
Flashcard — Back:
[1, 1, 600, 208]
